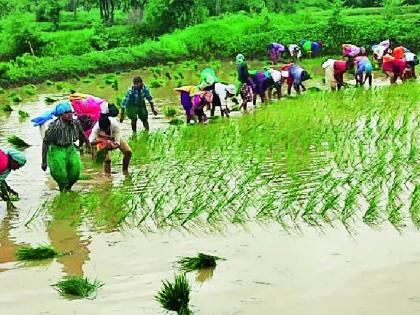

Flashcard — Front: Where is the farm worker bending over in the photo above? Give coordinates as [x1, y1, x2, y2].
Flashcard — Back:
[322, 59, 349, 91]
[342, 44, 365, 61]
[249, 70, 268, 104]
[120, 76, 158, 135]
[174, 85, 199, 124]
[392, 46, 408, 60]
[404, 52, 418, 79]
[89, 114, 132, 175]
[264, 68, 282, 100]
[382, 52, 406, 84]
[354, 56, 373, 87]
[212, 83, 236, 118]
[268, 43, 285, 65]
[285, 64, 311, 95]
[191, 91, 213, 124]
[236, 54, 254, 113]
[288, 44, 302, 61]
[372, 39, 390, 65]
[0, 147, 26, 205]
[301, 40, 322, 58]
[42, 102, 90, 192]
[199, 68, 220, 90]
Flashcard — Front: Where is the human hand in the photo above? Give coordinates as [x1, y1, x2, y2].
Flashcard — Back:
[152, 109, 158, 116]
[41, 161, 47, 171]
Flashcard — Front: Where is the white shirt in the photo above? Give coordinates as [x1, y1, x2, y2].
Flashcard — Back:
[269, 69, 282, 83]
[405, 52, 416, 62]
[214, 83, 229, 109]
[89, 117, 121, 143]
[288, 44, 302, 58]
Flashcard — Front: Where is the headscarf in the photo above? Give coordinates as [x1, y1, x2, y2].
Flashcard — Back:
[236, 54, 245, 64]
[6, 148, 27, 166]
[31, 101, 73, 127]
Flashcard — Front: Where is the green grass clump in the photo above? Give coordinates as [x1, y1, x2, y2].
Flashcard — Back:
[7, 135, 30, 148]
[0, 104, 13, 112]
[45, 96, 57, 103]
[18, 110, 29, 118]
[45, 80, 54, 86]
[155, 274, 192, 315]
[169, 117, 184, 126]
[10, 94, 22, 103]
[177, 253, 224, 272]
[149, 79, 165, 88]
[55, 276, 103, 298]
[16, 245, 60, 261]
[23, 85, 36, 95]
[0, 87, 5, 94]
[163, 105, 178, 118]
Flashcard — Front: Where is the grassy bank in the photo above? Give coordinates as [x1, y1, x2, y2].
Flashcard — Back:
[1, 6, 419, 88]
[32, 83, 419, 232]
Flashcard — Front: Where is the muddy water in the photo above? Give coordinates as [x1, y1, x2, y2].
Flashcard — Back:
[0, 61, 417, 314]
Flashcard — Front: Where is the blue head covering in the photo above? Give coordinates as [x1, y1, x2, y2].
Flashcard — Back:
[31, 101, 73, 127]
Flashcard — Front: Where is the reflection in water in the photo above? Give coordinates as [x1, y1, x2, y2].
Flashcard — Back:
[47, 193, 91, 276]
[0, 205, 19, 271]
[195, 267, 215, 283]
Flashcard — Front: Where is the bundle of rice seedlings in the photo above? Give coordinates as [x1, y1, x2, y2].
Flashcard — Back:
[24, 85, 36, 96]
[7, 135, 30, 148]
[45, 96, 57, 103]
[18, 110, 29, 118]
[16, 245, 60, 260]
[176, 253, 225, 273]
[150, 79, 165, 88]
[169, 118, 184, 126]
[82, 78, 93, 83]
[11, 94, 22, 103]
[45, 80, 54, 86]
[0, 104, 13, 112]
[55, 276, 103, 298]
[155, 274, 192, 315]
[56, 83, 64, 90]
[163, 105, 178, 118]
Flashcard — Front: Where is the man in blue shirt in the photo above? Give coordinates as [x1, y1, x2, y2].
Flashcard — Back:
[120, 76, 158, 135]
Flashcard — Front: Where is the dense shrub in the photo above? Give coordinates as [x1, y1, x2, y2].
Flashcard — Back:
[1, 11, 419, 87]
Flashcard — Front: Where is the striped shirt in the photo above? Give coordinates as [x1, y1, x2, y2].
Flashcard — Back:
[43, 118, 84, 147]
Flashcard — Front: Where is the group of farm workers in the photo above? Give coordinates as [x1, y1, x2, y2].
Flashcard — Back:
[1, 39, 418, 202]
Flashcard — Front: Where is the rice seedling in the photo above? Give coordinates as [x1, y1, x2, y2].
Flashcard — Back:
[150, 78, 165, 88]
[56, 82, 64, 90]
[23, 85, 36, 96]
[45, 80, 54, 86]
[10, 94, 22, 103]
[7, 135, 30, 148]
[163, 105, 178, 118]
[82, 78, 93, 83]
[0, 104, 13, 112]
[176, 253, 225, 273]
[45, 96, 57, 103]
[16, 245, 60, 261]
[155, 274, 192, 315]
[169, 118, 184, 126]
[18, 110, 29, 119]
[54, 276, 103, 299]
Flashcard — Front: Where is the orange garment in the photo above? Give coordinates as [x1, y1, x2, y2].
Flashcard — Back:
[393, 46, 405, 60]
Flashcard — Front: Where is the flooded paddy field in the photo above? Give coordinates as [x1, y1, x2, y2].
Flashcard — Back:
[0, 60, 419, 314]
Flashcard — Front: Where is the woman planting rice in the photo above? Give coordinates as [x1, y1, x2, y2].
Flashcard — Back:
[41, 102, 90, 192]
[267, 42, 285, 65]
[236, 54, 255, 113]
[89, 114, 132, 175]
[0, 147, 26, 205]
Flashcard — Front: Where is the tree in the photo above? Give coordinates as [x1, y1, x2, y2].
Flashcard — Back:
[122, 0, 148, 23]
[34, 0, 65, 30]
[99, 0, 116, 24]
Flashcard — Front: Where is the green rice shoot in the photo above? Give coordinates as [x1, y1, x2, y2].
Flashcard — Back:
[55, 276, 103, 298]
[155, 274, 192, 315]
[176, 253, 225, 273]
[16, 245, 60, 261]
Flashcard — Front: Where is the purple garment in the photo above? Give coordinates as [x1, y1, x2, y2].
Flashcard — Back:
[272, 43, 285, 52]
[251, 71, 267, 95]
[180, 91, 192, 115]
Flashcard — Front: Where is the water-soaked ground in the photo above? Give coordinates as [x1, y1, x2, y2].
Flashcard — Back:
[0, 60, 418, 314]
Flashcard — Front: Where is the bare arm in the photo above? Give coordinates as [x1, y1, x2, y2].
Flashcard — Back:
[42, 142, 48, 171]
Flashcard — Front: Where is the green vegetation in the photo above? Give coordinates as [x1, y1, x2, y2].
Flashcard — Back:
[176, 253, 225, 272]
[28, 82, 419, 233]
[54, 276, 103, 298]
[1, 4, 419, 87]
[16, 245, 60, 261]
[155, 274, 192, 315]
[7, 135, 30, 148]
[18, 110, 30, 118]
[163, 105, 178, 118]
